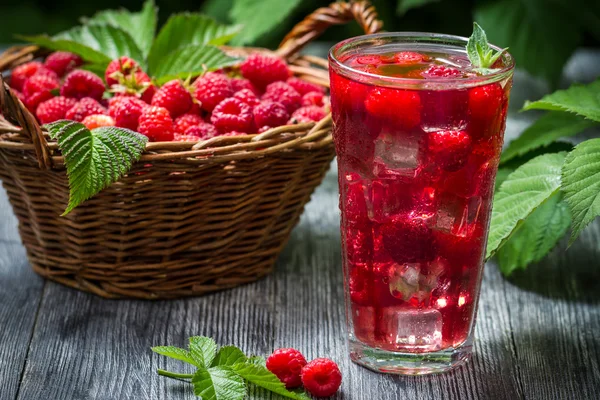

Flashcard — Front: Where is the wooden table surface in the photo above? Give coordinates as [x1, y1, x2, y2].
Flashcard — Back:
[1, 49, 600, 400]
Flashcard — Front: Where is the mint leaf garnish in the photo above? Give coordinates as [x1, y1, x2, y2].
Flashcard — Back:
[212, 346, 247, 367]
[193, 366, 246, 400]
[466, 22, 508, 73]
[231, 363, 310, 400]
[189, 336, 218, 368]
[151, 346, 199, 367]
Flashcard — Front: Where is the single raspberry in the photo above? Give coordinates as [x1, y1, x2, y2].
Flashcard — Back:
[174, 113, 204, 134]
[33, 66, 60, 81]
[82, 114, 115, 130]
[109, 96, 147, 131]
[379, 213, 436, 263]
[184, 123, 218, 139]
[65, 98, 108, 122]
[61, 70, 105, 100]
[109, 70, 156, 104]
[151, 79, 192, 118]
[138, 105, 174, 141]
[230, 78, 260, 95]
[429, 130, 472, 171]
[44, 52, 83, 77]
[105, 57, 139, 86]
[394, 51, 427, 64]
[422, 65, 462, 78]
[136, 72, 156, 104]
[262, 82, 301, 114]
[10, 61, 43, 91]
[468, 83, 505, 123]
[36, 96, 77, 124]
[364, 88, 421, 130]
[240, 53, 289, 90]
[193, 72, 233, 112]
[286, 77, 325, 95]
[173, 132, 202, 142]
[266, 348, 307, 389]
[289, 105, 326, 124]
[253, 101, 288, 130]
[25, 91, 54, 113]
[301, 358, 342, 397]
[210, 98, 254, 134]
[187, 102, 202, 115]
[233, 89, 260, 107]
[23, 73, 59, 98]
[301, 91, 325, 107]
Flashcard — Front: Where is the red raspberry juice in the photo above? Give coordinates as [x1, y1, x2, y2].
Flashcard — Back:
[329, 33, 514, 374]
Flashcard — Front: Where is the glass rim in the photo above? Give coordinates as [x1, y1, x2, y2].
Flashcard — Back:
[328, 32, 515, 89]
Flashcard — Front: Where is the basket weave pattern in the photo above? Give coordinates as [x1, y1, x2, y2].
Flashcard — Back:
[0, 1, 382, 299]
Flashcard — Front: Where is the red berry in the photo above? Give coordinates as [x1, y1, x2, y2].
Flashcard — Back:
[23, 73, 59, 98]
[11, 88, 26, 104]
[230, 78, 260, 95]
[138, 105, 174, 141]
[33, 66, 59, 81]
[240, 53, 289, 90]
[378, 213, 436, 263]
[185, 123, 218, 139]
[44, 52, 82, 77]
[193, 72, 234, 112]
[286, 77, 325, 95]
[82, 114, 115, 130]
[61, 70, 105, 100]
[109, 96, 147, 131]
[253, 101, 288, 129]
[174, 113, 204, 134]
[173, 132, 202, 142]
[233, 89, 260, 107]
[468, 83, 504, 123]
[220, 131, 246, 137]
[151, 79, 192, 118]
[301, 91, 325, 107]
[422, 65, 462, 78]
[211, 98, 254, 134]
[301, 358, 342, 397]
[25, 91, 54, 113]
[355, 55, 386, 66]
[428, 130, 472, 172]
[135, 71, 156, 104]
[65, 98, 108, 122]
[10, 61, 43, 91]
[364, 88, 421, 130]
[105, 57, 139, 86]
[36, 96, 77, 124]
[394, 51, 427, 64]
[262, 82, 301, 114]
[290, 105, 326, 124]
[266, 348, 307, 389]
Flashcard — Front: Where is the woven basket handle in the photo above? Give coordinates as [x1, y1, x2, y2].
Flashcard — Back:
[277, 1, 383, 60]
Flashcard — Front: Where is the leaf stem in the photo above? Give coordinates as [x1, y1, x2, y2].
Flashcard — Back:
[157, 369, 194, 380]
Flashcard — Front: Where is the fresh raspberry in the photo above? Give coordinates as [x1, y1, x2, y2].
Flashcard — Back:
[10, 61, 43, 91]
[286, 77, 325, 95]
[240, 53, 289, 90]
[266, 348, 307, 389]
[184, 123, 218, 139]
[33, 66, 60, 81]
[138, 105, 174, 141]
[193, 72, 233, 112]
[428, 130, 472, 171]
[109, 96, 147, 130]
[187, 102, 202, 115]
[35, 96, 77, 124]
[82, 114, 115, 130]
[105, 57, 139, 86]
[109, 70, 156, 104]
[220, 131, 246, 137]
[23, 73, 59, 98]
[379, 213, 435, 263]
[468, 83, 505, 123]
[11, 88, 26, 104]
[422, 65, 462, 78]
[289, 105, 326, 124]
[210, 98, 254, 134]
[262, 82, 301, 114]
[233, 89, 260, 107]
[173, 113, 204, 134]
[151, 79, 192, 118]
[301, 358, 342, 397]
[394, 51, 427, 64]
[301, 91, 325, 107]
[364, 88, 421, 130]
[65, 98, 108, 121]
[173, 132, 202, 142]
[44, 52, 83, 77]
[61, 70, 105, 100]
[230, 78, 260, 95]
[253, 101, 288, 130]
[25, 91, 54, 113]
[134, 71, 156, 104]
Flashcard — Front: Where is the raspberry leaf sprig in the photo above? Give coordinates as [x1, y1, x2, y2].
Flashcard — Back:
[466, 22, 508, 74]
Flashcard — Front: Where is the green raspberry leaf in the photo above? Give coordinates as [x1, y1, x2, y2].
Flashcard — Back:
[189, 336, 218, 368]
[496, 192, 571, 275]
[231, 362, 310, 400]
[246, 356, 266, 367]
[229, 0, 302, 45]
[44, 121, 147, 215]
[486, 152, 566, 259]
[211, 346, 247, 367]
[561, 138, 600, 243]
[522, 79, 600, 122]
[193, 366, 246, 400]
[16, 34, 112, 66]
[151, 346, 199, 367]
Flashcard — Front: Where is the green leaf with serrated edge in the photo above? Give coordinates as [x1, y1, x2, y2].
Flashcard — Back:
[501, 112, 598, 164]
[81, 0, 157, 58]
[496, 192, 571, 275]
[148, 13, 240, 73]
[246, 356, 266, 367]
[188, 336, 217, 368]
[486, 152, 565, 259]
[396, 0, 439, 16]
[229, 0, 302, 45]
[501, 141, 574, 171]
[151, 346, 199, 367]
[152, 45, 239, 85]
[495, 168, 513, 192]
[192, 367, 246, 400]
[17, 35, 111, 65]
[523, 80, 600, 122]
[211, 346, 247, 367]
[231, 363, 309, 400]
[561, 138, 600, 243]
[44, 121, 147, 215]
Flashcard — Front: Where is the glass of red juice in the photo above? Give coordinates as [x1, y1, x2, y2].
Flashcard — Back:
[328, 33, 514, 375]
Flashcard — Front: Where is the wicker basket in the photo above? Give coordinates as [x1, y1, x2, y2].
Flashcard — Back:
[0, 2, 382, 299]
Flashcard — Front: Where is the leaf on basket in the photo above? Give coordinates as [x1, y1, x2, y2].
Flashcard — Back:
[44, 120, 147, 215]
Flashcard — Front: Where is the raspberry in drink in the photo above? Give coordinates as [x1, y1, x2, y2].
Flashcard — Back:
[329, 32, 514, 374]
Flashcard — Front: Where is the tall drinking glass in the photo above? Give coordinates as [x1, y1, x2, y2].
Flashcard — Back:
[328, 33, 514, 374]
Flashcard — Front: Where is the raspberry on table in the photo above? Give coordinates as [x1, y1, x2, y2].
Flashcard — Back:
[44, 52, 83, 77]
[138, 105, 174, 141]
[105, 57, 139, 86]
[290, 105, 326, 124]
[82, 114, 115, 130]
[193, 72, 234, 113]
[233, 89, 260, 107]
[266, 348, 307, 389]
[61, 70, 106, 100]
[301, 91, 325, 107]
[174, 113, 204, 134]
[364, 87, 421, 130]
[211, 98, 254, 134]
[65, 98, 108, 122]
[151, 79, 193, 118]
[10, 61, 43, 91]
[428, 130, 472, 172]
[253, 101, 289, 130]
[286, 77, 324, 95]
[184, 123, 218, 139]
[240, 53, 290, 90]
[23, 73, 59, 98]
[262, 82, 301, 114]
[36, 96, 77, 124]
[109, 96, 147, 131]
[301, 358, 342, 397]
[230, 78, 260, 95]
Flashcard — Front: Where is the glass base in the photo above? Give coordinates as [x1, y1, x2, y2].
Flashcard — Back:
[349, 336, 472, 375]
